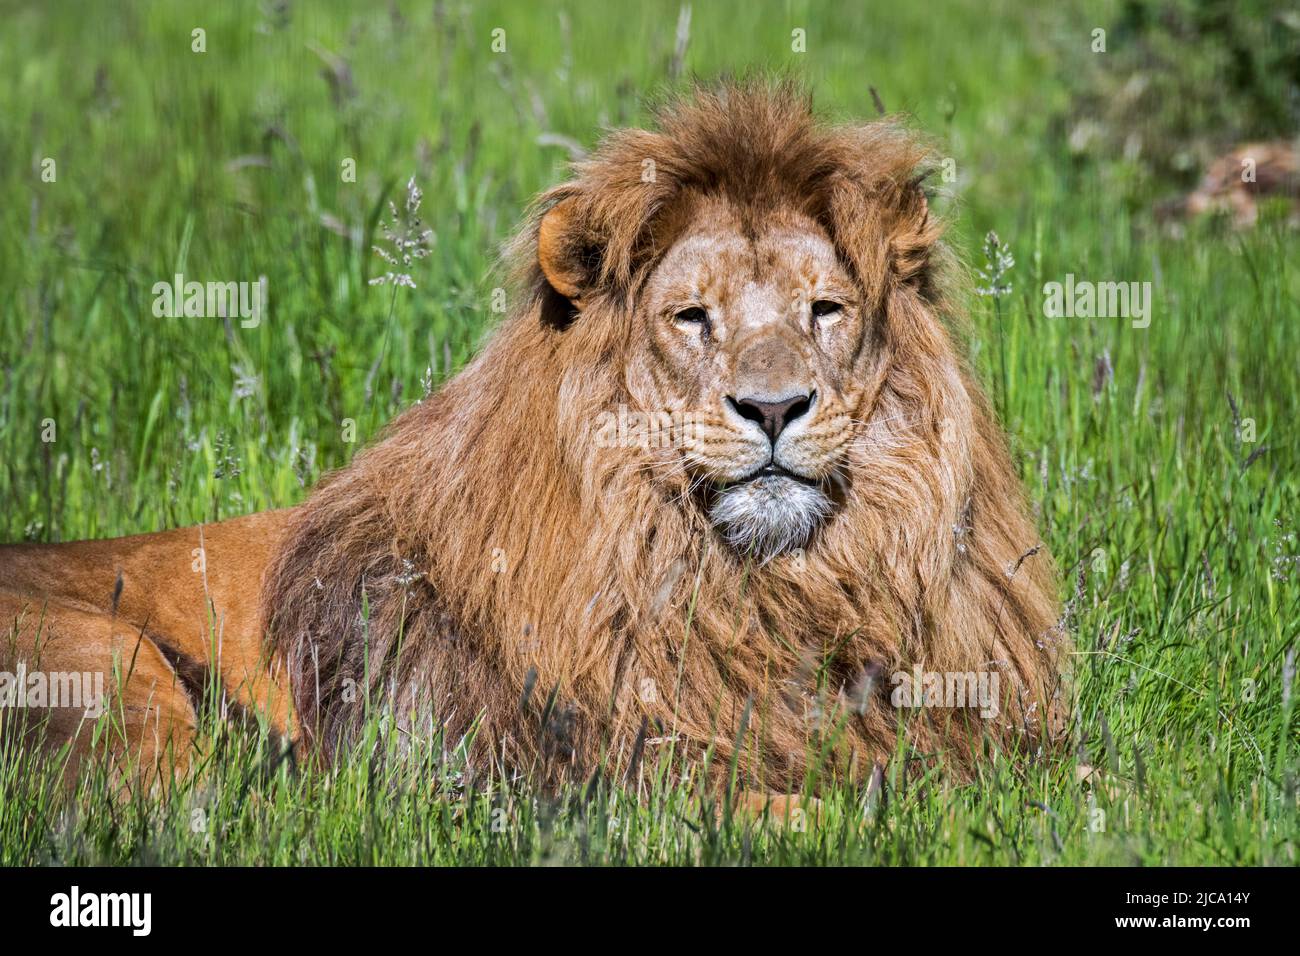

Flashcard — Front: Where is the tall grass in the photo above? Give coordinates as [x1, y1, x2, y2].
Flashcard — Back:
[1, 0, 1296, 864]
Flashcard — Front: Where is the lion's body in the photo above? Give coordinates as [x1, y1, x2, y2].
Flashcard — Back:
[1, 83, 1066, 792]
[0, 512, 292, 781]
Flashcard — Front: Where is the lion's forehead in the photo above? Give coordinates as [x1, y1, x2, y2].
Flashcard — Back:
[657, 225, 842, 308]
[639, 215, 860, 407]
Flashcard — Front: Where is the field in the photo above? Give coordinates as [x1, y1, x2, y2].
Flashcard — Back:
[1, 0, 1297, 865]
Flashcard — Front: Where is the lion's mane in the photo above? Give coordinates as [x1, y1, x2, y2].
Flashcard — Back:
[262, 82, 1067, 789]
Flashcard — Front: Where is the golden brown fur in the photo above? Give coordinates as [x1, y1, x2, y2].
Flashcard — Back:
[262, 82, 1067, 789]
[0, 512, 292, 784]
[1, 82, 1066, 794]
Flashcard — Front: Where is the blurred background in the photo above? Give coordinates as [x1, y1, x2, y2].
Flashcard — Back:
[1, 0, 1297, 542]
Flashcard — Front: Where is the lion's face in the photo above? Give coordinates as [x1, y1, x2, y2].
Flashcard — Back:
[630, 197, 872, 559]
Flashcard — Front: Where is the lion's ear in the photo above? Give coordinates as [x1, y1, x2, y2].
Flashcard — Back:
[825, 168, 940, 308]
[537, 197, 588, 308]
[888, 175, 938, 289]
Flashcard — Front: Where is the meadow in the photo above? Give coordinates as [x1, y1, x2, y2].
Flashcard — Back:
[0, 0, 1296, 865]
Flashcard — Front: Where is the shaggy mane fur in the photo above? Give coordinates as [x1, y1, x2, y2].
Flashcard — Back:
[262, 81, 1067, 789]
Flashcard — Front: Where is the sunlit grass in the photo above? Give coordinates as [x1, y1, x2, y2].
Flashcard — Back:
[0, 0, 1296, 865]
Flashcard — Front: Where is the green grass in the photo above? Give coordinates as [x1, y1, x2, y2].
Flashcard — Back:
[1, 0, 1297, 865]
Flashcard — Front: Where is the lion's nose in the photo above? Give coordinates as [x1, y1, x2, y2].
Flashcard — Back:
[728, 392, 814, 444]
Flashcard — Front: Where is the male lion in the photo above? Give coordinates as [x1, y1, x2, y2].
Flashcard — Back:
[0, 83, 1066, 804]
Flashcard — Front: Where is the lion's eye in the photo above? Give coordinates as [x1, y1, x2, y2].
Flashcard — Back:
[811, 299, 843, 321]
[674, 306, 709, 327]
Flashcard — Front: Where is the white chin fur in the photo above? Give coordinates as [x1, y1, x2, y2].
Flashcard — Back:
[709, 475, 831, 562]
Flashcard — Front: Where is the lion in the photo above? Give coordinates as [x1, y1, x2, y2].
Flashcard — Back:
[0, 82, 1066, 807]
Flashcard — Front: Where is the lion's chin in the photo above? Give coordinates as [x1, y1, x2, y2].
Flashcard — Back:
[708, 474, 832, 563]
